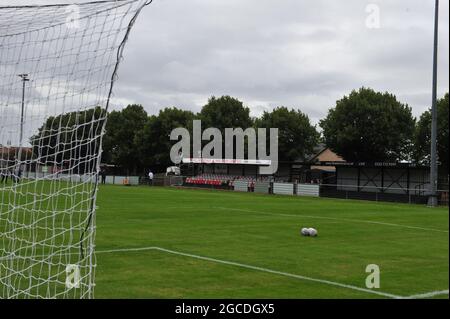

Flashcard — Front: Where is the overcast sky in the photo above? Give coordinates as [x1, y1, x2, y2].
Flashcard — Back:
[2, 0, 449, 128]
[103, 0, 448, 124]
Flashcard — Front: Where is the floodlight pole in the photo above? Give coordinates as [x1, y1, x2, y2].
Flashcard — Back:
[16, 74, 29, 174]
[18, 74, 29, 147]
[428, 0, 439, 207]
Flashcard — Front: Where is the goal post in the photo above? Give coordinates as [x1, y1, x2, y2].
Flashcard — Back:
[0, 0, 150, 299]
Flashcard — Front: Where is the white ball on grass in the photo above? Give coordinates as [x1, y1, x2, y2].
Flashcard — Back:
[308, 228, 318, 237]
[301, 228, 310, 236]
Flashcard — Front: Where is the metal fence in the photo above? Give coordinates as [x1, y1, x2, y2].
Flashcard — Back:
[273, 183, 294, 195]
[319, 183, 449, 206]
[18, 172, 446, 206]
[178, 176, 449, 206]
[158, 176, 449, 206]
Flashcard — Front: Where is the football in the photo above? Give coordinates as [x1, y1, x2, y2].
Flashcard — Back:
[308, 228, 318, 237]
[301, 228, 310, 236]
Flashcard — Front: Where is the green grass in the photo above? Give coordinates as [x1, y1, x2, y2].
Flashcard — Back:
[1, 182, 449, 299]
[93, 185, 448, 299]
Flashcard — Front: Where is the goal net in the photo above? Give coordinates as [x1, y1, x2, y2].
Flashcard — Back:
[0, 0, 149, 299]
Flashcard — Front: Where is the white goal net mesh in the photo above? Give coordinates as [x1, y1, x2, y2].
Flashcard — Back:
[0, 0, 148, 299]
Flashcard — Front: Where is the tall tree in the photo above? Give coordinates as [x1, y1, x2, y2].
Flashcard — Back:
[31, 106, 106, 174]
[136, 107, 195, 169]
[199, 96, 254, 159]
[102, 104, 148, 174]
[256, 107, 319, 161]
[320, 88, 415, 162]
[414, 93, 449, 172]
[200, 96, 253, 130]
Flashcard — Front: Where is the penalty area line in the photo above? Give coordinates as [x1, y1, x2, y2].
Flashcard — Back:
[96, 246, 401, 299]
[404, 290, 449, 299]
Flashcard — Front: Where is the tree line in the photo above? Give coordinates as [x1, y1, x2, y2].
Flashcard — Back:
[32, 87, 449, 175]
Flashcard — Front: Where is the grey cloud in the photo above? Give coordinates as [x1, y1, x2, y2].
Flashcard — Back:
[109, 0, 449, 124]
[1, 0, 449, 129]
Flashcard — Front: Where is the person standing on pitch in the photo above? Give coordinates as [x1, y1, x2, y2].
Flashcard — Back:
[0, 167, 8, 184]
[100, 167, 107, 185]
[148, 170, 154, 186]
[13, 166, 22, 184]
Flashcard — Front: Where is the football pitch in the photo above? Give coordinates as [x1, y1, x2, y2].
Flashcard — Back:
[91, 185, 449, 299]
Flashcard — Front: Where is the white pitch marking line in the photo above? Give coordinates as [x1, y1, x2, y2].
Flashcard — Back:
[96, 246, 401, 299]
[404, 290, 449, 299]
[97, 247, 158, 254]
[3, 246, 444, 299]
[215, 207, 449, 233]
